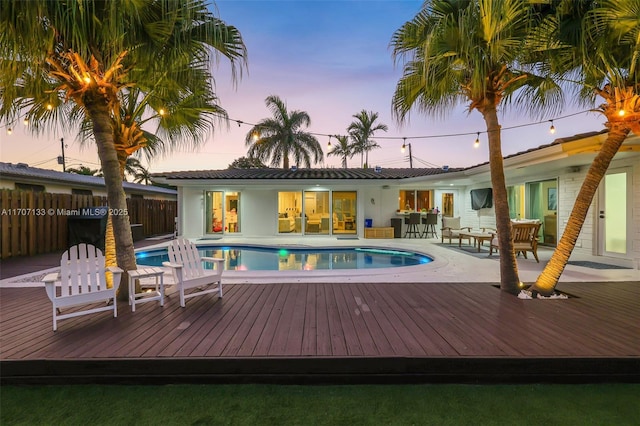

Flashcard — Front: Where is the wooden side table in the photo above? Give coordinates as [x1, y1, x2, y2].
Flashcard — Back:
[127, 266, 165, 312]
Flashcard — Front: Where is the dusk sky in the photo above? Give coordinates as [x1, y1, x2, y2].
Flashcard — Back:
[2, 0, 602, 175]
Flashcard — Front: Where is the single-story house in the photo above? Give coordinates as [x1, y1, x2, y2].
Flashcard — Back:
[153, 130, 640, 268]
[0, 161, 177, 200]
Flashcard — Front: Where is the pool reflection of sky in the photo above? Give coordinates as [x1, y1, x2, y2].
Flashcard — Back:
[136, 246, 431, 271]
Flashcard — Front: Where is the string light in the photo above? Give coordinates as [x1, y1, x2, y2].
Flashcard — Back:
[213, 109, 589, 143]
[401, 137, 407, 152]
[549, 120, 556, 134]
[158, 108, 166, 116]
[474, 132, 480, 148]
[23, 118, 29, 126]
[618, 108, 626, 117]
[6, 128, 12, 135]
[327, 135, 332, 151]
[252, 129, 260, 142]
[46, 104, 53, 110]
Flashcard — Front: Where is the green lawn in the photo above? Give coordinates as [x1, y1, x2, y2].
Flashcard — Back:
[1, 384, 638, 425]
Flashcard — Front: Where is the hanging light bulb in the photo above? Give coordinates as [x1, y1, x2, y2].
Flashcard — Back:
[46, 104, 53, 110]
[7, 127, 12, 135]
[252, 129, 260, 142]
[549, 120, 556, 134]
[237, 120, 243, 127]
[327, 135, 332, 151]
[23, 118, 29, 126]
[158, 108, 166, 116]
[401, 138, 407, 153]
[618, 108, 626, 117]
[474, 132, 480, 148]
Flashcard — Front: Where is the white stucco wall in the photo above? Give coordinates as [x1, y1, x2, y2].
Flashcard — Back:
[179, 187, 205, 238]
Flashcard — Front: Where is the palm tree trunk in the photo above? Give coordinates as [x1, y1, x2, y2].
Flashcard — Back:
[482, 107, 521, 293]
[86, 99, 137, 302]
[283, 155, 289, 170]
[104, 150, 141, 296]
[530, 125, 629, 296]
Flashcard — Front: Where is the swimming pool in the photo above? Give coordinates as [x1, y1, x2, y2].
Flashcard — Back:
[136, 245, 432, 271]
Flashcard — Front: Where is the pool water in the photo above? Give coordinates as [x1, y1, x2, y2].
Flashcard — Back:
[136, 245, 432, 271]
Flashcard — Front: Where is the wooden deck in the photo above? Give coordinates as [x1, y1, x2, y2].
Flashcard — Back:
[1, 281, 639, 384]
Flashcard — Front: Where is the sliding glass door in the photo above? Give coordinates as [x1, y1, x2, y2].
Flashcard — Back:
[525, 179, 557, 245]
[332, 191, 357, 235]
[205, 190, 240, 234]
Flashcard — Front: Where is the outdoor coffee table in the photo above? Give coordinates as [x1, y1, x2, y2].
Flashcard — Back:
[459, 231, 494, 252]
[127, 266, 165, 312]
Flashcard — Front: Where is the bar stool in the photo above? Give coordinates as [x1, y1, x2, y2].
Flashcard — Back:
[422, 213, 438, 238]
[404, 212, 421, 238]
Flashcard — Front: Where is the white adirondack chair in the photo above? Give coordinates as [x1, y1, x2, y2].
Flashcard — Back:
[42, 244, 122, 331]
[163, 238, 224, 307]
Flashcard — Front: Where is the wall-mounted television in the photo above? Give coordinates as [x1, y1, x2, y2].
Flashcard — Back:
[470, 188, 493, 210]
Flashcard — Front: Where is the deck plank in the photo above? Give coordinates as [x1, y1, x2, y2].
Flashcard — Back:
[1, 281, 638, 364]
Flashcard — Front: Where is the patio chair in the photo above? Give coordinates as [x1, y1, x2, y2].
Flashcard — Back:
[489, 222, 541, 262]
[42, 243, 122, 331]
[440, 216, 472, 244]
[163, 238, 224, 307]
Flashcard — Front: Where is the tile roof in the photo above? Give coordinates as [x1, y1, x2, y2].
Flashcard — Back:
[1, 162, 177, 195]
[154, 167, 464, 180]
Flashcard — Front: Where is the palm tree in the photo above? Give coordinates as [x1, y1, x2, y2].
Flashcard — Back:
[391, 0, 562, 294]
[327, 135, 353, 168]
[131, 161, 153, 185]
[528, 0, 640, 296]
[1, 1, 246, 300]
[246, 95, 323, 169]
[347, 110, 387, 168]
[67, 166, 102, 176]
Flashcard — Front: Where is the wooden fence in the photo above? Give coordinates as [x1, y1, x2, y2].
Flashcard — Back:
[0, 189, 176, 259]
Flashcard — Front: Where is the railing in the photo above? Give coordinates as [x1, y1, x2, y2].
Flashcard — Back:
[0, 189, 177, 259]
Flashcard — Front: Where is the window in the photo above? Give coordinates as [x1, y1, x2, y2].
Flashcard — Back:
[205, 191, 224, 233]
[278, 191, 302, 233]
[205, 191, 240, 233]
[304, 191, 330, 234]
[399, 189, 433, 211]
[15, 183, 44, 192]
[225, 192, 240, 233]
[442, 193, 454, 217]
[71, 188, 93, 196]
[416, 190, 433, 211]
[332, 191, 357, 234]
[399, 190, 415, 211]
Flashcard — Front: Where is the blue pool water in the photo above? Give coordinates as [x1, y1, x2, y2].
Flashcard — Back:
[136, 245, 432, 271]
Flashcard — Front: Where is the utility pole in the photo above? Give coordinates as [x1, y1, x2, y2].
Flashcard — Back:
[57, 137, 66, 172]
[401, 140, 413, 168]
